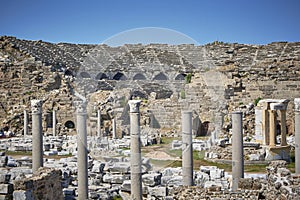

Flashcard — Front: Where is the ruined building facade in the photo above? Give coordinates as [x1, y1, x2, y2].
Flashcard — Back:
[0, 36, 300, 138]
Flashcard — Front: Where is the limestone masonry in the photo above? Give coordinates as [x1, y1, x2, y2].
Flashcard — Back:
[0, 36, 300, 138]
[0, 36, 300, 199]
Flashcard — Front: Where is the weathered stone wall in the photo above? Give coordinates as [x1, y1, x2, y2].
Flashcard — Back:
[13, 167, 63, 200]
[1, 36, 300, 137]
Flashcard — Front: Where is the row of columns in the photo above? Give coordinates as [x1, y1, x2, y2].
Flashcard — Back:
[26, 97, 300, 199]
[23, 109, 57, 137]
[24, 107, 112, 138]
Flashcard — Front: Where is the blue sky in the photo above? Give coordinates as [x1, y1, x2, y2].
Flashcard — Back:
[1, 0, 299, 45]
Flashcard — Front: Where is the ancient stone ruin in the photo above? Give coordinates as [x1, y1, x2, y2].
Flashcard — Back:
[0, 36, 300, 199]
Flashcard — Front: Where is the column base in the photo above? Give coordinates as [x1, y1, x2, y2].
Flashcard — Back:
[265, 145, 291, 162]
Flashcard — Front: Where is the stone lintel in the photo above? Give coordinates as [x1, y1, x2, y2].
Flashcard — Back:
[270, 102, 287, 111]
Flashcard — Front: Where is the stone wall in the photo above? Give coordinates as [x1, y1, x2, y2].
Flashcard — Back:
[1, 36, 300, 137]
[13, 167, 63, 200]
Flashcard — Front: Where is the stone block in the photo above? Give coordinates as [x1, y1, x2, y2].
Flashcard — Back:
[0, 174, 10, 184]
[0, 184, 13, 194]
[108, 162, 130, 173]
[102, 174, 124, 184]
[148, 186, 167, 197]
[13, 190, 33, 200]
[142, 173, 162, 187]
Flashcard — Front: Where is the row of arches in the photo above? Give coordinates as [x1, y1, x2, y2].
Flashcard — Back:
[77, 72, 186, 81]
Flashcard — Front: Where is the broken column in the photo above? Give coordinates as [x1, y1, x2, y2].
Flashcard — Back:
[295, 98, 300, 174]
[112, 118, 116, 139]
[52, 109, 56, 136]
[231, 111, 244, 191]
[97, 109, 101, 138]
[181, 111, 193, 186]
[128, 100, 142, 200]
[24, 109, 28, 137]
[31, 100, 43, 172]
[75, 101, 88, 200]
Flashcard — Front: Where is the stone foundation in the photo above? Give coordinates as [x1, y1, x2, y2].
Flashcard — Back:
[13, 167, 63, 200]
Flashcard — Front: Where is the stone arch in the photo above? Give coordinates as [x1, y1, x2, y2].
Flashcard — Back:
[113, 72, 127, 80]
[175, 73, 186, 81]
[95, 73, 109, 80]
[133, 73, 146, 80]
[79, 72, 91, 79]
[64, 120, 75, 129]
[200, 121, 210, 136]
[153, 72, 168, 81]
[64, 69, 73, 76]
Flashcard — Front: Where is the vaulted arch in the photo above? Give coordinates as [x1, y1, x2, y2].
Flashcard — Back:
[153, 72, 168, 81]
[175, 73, 186, 81]
[79, 72, 91, 79]
[133, 73, 146, 80]
[113, 72, 127, 80]
[95, 73, 109, 80]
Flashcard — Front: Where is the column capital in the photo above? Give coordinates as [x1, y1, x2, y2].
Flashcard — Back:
[128, 100, 141, 113]
[74, 101, 87, 114]
[295, 98, 300, 112]
[31, 100, 43, 114]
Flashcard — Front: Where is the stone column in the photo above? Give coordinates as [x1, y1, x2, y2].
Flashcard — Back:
[75, 101, 88, 200]
[182, 111, 193, 186]
[24, 110, 28, 137]
[261, 102, 270, 145]
[268, 109, 276, 146]
[295, 98, 300, 174]
[31, 100, 43, 173]
[128, 100, 142, 200]
[52, 110, 56, 136]
[97, 109, 101, 138]
[112, 118, 116, 139]
[231, 111, 244, 191]
[280, 109, 287, 146]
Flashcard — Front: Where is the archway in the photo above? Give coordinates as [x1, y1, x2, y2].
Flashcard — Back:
[113, 72, 127, 80]
[153, 72, 168, 81]
[80, 72, 91, 79]
[175, 73, 186, 81]
[133, 73, 146, 80]
[65, 120, 75, 129]
[95, 73, 109, 80]
[64, 69, 73, 76]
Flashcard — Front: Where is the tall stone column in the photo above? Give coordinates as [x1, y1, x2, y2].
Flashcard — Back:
[112, 118, 116, 139]
[24, 110, 28, 137]
[231, 111, 244, 191]
[31, 100, 43, 173]
[268, 109, 276, 146]
[280, 110, 287, 146]
[52, 110, 56, 136]
[182, 111, 193, 186]
[75, 101, 88, 200]
[261, 102, 270, 145]
[128, 100, 142, 200]
[295, 98, 300, 174]
[97, 109, 101, 138]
